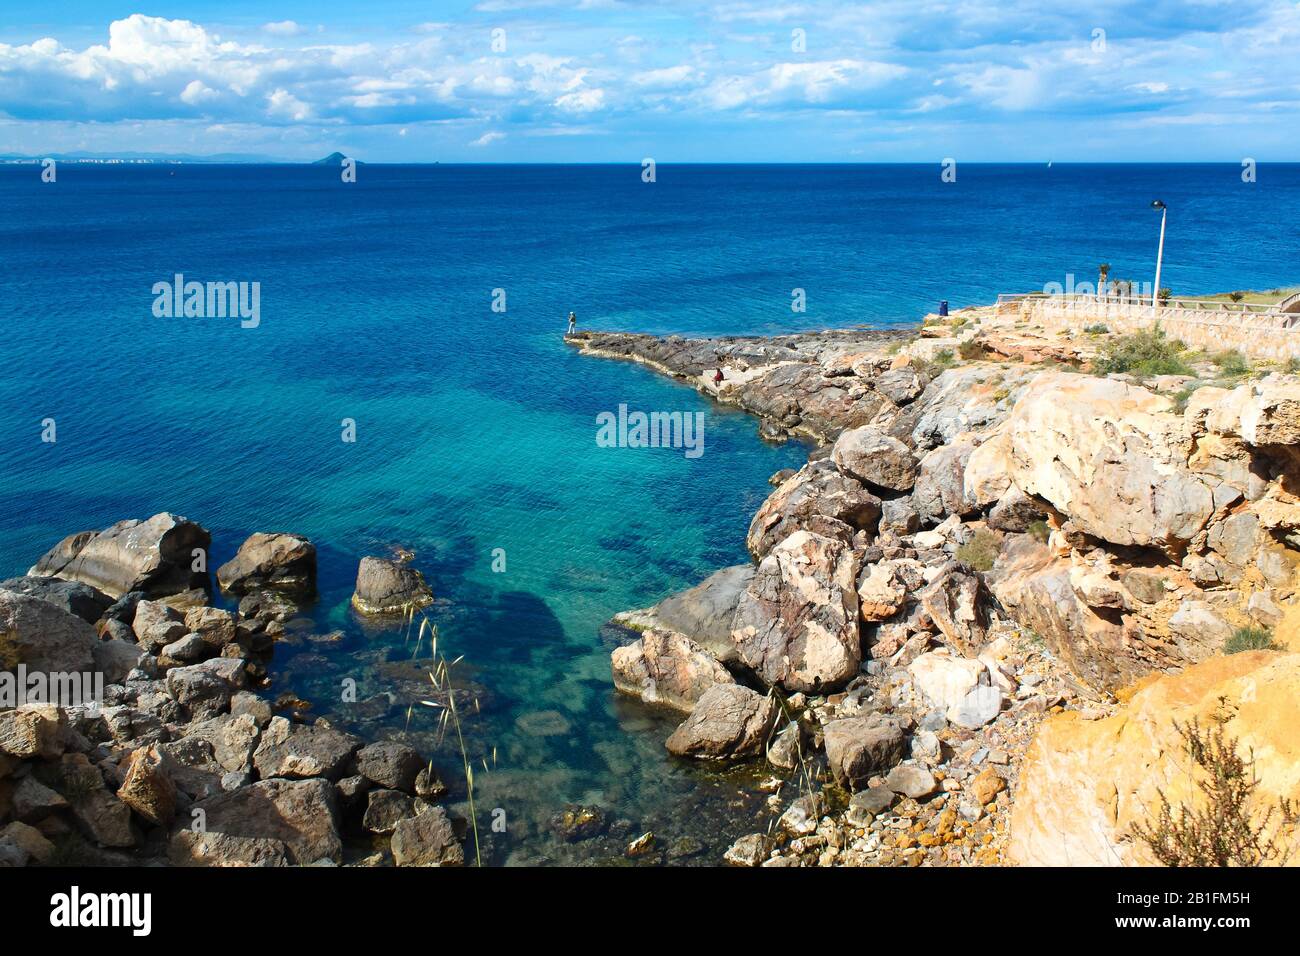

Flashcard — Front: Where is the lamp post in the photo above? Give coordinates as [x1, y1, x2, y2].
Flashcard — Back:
[1151, 200, 1167, 311]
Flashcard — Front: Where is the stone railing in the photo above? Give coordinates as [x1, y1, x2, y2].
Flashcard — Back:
[998, 294, 1300, 362]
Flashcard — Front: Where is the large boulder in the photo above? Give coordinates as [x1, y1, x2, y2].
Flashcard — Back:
[732, 530, 862, 693]
[908, 651, 986, 711]
[29, 530, 98, 577]
[0, 576, 112, 624]
[823, 715, 906, 791]
[1006, 374, 1214, 553]
[643, 564, 753, 664]
[831, 426, 918, 492]
[611, 629, 732, 712]
[252, 716, 361, 781]
[217, 532, 317, 596]
[746, 461, 881, 560]
[391, 804, 464, 867]
[0, 587, 99, 675]
[351, 557, 433, 615]
[355, 741, 423, 792]
[169, 777, 342, 866]
[37, 513, 211, 599]
[1010, 640, 1300, 867]
[165, 658, 248, 720]
[665, 683, 777, 760]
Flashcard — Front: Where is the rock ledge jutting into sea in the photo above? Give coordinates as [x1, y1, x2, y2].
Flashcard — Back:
[577, 301, 1300, 867]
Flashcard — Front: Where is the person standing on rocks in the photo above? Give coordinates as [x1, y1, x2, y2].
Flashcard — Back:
[567, 311, 577, 335]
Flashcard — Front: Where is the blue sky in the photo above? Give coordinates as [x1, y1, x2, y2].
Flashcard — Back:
[2, 1, 1298, 161]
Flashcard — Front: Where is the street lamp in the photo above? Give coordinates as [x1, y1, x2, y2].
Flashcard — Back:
[1151, 200, 1167, 310]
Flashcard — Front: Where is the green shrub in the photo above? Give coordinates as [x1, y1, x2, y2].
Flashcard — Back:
[1095, 326, 1192, 377]
[1083, 323, 1109, 335]
[1225, 626, 1279, 654]
[1286, 357, 1300, 374]
[1212, 350, 1250, 378]
[1131, 703, 1296, 866]
[958, 340, 987, 361]
[1026, 520, 1050, 543]
[955, 529, 1001, 572]
[932, 348, 956, 370]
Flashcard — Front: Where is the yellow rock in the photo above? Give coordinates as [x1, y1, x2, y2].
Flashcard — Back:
[1009, 631, 1300, 866]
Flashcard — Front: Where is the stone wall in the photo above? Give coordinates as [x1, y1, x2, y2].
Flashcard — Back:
[1013, 296, 1300, 362]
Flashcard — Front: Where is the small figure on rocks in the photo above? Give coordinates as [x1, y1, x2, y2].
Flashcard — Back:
[567, 311, 577, 335]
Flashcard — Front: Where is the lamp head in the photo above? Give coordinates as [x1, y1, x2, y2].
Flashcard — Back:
[1151, 199, 1166, 210]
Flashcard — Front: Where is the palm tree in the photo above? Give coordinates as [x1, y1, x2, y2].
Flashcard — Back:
[1098, 263, 1111, 301]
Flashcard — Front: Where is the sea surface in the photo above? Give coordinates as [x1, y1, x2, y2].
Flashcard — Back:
[1, 163, 1298, 863]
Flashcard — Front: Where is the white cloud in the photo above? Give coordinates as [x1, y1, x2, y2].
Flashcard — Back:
[470, 130, 505, 146]
[262, 21, 304, 37]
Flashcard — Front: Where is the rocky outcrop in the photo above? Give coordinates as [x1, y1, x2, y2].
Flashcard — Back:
[33, 513, 211, 599]
[217, 532, 317, 595]
[611, 629, 732, 712]
[732, 530, 862, 693]
[351, 557, 434, 615]
[621, 564, 753, 665]
[665, 683, 777, 760]
[1010, 645, 1300, 867]
[1005, 375, 1214, 553]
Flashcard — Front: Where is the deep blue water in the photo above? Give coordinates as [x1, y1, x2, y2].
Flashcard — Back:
[1, 163, 1298, 863]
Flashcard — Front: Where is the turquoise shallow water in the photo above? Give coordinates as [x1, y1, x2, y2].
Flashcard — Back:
[1, 164, 1298, 862]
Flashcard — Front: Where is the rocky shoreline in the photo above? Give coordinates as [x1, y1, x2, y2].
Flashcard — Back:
[0, 519, 463, 867]
[572, 302, 1300, 867]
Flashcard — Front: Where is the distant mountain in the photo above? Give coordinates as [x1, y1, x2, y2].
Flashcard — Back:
[313, 152, 361, 165]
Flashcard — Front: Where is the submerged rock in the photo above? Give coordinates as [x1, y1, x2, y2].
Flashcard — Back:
[351, 556, 433, 615]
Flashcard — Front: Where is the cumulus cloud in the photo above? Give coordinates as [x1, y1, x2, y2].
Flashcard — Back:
[1, 3, 1299, 157]
[470, 130, 505, 146]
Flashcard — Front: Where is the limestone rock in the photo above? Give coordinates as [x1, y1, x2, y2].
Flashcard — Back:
[1010, 645, 1300, 866]
[44, 513, 211, 599]
[116, 743, 178, 827]
[732, 530, 862, 693]
[217, 532, 317, 595]
[912, 441, 977, 524]
[391, 804, 464, 866]
[355, 741, 423, 792]
[920, 563, 990, 657]
[823, 715, 906, 791]
[641, 564, 752, 664]
[1005, 374, 1214, 552]
[351, 557, 433, 615]
[611, 629, 731, 712]
[0, 575, 112, 624]
[909, 651, 986, 711]
[857, 558, 926, 622]
[831, 426, 919, 492]
[252, 716, 361, 781]
[665, 683, 777, 760]
[169, 778, 342, 866]
[0, 587, 98, 675]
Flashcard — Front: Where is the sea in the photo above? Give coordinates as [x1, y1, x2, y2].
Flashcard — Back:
[2, 162, 1297, 863]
